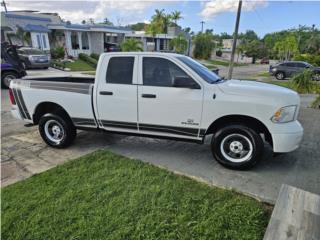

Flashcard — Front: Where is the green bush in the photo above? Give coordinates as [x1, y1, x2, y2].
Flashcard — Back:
[50, 46, 65, 59]
[193, 33, 215, 60]
[291, 69, 320, 94]
[90, 53, 100, 60]
[293, 54, 320, 66]
[311, 95, 320, 109]
[78, 53, 98, 68]
[216, 49, 222, 57]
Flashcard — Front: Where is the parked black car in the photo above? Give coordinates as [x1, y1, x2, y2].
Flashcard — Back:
[269, 61, 320, 80]
[17, 47, 51, 69]
[1, 42, 26, 88]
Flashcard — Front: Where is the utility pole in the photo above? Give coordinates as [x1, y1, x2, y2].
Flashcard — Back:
[200, 21, 205, 33]
[1, 0, 8, 12]
[227, 0, 242, 80]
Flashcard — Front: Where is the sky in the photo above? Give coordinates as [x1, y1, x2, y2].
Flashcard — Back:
[2, 0, 320, 37]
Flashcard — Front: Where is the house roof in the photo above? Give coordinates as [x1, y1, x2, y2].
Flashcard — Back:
[5, 13, 52, 22]
[17, 24, 51, 33]
[47, 23, 132, 34]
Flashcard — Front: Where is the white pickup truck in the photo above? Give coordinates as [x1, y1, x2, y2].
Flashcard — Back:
[9, 52, 303, 169]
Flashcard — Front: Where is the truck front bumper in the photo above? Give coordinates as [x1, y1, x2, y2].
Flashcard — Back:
[272, 120, 304, 153]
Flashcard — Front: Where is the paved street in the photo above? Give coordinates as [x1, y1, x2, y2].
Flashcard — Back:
[1, 67, 319, 204]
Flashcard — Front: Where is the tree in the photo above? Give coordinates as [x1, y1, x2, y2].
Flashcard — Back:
[240, 30, 259, 43]
[171, 10, 182, 25]
[170, 33, 188, 54]
[81, 20, 86, 25]
[127, 22, 146, 31]
[121, 38, 143, 52]
[273, 35, 299, 61]
[147, 9, 176, 35]
[103, 17, 113, 26]
[88, 18, 95, 25]
[244, 40, 266, 63]
[193, 32, 215, 59]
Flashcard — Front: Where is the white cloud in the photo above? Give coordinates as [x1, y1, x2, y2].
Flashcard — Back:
[200, 0, 268, 19]
[4, 1, 164, 25]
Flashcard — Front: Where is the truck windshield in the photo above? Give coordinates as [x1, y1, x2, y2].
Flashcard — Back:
[176, 56, 221, 83]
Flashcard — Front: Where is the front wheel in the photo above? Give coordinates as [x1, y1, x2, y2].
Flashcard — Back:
[39, 113, 76, 148]
[211, 125, 264, 170]
[275, 71, 285, 80]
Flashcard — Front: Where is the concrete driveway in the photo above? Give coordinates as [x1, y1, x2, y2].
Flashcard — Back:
[1, 67, 319, 204]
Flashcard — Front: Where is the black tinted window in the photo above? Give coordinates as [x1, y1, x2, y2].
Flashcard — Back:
[143, 57, 193, 87]
[295, 62, 306, 68]
[106, 57, 134, 84]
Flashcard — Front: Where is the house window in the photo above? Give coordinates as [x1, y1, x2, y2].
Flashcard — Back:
[71, 31, 79, 50]
[36, 35, 41, 49]
[81, 32, 89, 50]
[42, 35, 47, 49]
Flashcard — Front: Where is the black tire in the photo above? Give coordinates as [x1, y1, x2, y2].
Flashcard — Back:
[312, 72, 320, 81]
[211, 124, 264, 170]
[275, 71, 285, 80]
[1, 71, 19, 89]
[39, 113, 76, 148]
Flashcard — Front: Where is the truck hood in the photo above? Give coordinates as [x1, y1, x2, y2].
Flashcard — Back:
[217, 80, 300, 105]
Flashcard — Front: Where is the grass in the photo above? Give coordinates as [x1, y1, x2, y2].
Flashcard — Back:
[208, 59, 248, 67]
[81, 71, 96, 76]
[64, 59, 96, 71]
[2, 150, 270, 240]
[256, 72, 271, 77]
[311, 95, 320, 109]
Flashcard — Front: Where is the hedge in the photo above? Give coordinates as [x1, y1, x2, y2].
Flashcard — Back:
[78, 53, 98, 68]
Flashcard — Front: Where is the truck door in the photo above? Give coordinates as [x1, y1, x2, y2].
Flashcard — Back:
[96, 55, 139, 133]
[137, 56, 203, 139]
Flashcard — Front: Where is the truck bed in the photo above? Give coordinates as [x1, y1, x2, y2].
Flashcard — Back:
[11, 76, 97, 128]
[23, 76, 95, 84]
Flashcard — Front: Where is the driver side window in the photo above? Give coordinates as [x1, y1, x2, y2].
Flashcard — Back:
[143, 57, 194, 87]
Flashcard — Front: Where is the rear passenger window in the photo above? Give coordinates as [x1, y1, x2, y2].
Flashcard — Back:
[106, 57, 134, 84]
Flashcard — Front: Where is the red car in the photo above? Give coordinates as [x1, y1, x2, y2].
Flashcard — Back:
[260, 58, 270, 64]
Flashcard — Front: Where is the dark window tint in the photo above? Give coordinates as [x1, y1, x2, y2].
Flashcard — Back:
[143, 57, 193, 87]
[295, 62, 307, 68]
[106, 57, 134, 84]
[287, 62, 296, 67]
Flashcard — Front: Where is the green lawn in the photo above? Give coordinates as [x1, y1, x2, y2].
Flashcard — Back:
[208, 59, 248, 67]
[2, 150, 270, 240]
[65, 59, 96, 71]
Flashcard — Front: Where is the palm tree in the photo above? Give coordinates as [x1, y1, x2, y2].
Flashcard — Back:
[171, 10, 182, 25]
[170, 33, 188, 54]
[153, 9, 165, 22]
[121, 38, 143, 52]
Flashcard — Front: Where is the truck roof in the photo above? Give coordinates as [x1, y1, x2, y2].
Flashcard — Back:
[101, 52, 186, 57]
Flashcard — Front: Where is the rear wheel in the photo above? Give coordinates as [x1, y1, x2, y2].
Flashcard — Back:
[1, 71, 18, 89]
[275, 71, 285, 80]
[39, 113, 76, 148]
[211, 124, 264, 170]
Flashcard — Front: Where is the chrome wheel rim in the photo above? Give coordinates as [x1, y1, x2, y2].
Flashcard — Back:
[220, 133, 253, 163]
[44, 120, 65, 144]
[276, 73, 283, 79]
[3, 75, 16, 88]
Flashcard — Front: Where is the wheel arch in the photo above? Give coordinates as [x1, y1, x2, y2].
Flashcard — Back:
[204, 114, 273, 147]
[33, 102, 73, 125]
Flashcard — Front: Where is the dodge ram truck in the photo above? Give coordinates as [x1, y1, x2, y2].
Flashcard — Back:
[9, 52, 304, 169]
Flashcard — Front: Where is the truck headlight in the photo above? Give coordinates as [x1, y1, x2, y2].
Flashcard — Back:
[271, 105, 297, 123]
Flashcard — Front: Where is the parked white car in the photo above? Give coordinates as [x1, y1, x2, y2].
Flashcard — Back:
[9, 52, 303, 169]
